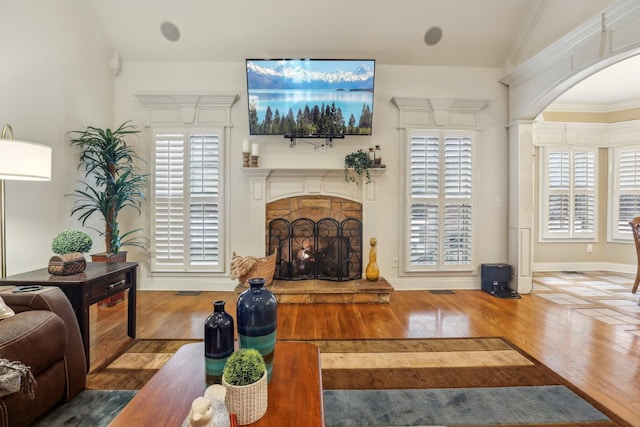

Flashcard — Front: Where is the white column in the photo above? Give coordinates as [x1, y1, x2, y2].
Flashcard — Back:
[508, 121, 535, 293]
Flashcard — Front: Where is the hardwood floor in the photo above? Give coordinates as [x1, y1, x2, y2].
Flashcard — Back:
[88, 272, 640, 426]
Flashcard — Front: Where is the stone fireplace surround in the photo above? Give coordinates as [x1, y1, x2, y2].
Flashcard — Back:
[240, 168, 393, 303]
[267, 195, 363, 282]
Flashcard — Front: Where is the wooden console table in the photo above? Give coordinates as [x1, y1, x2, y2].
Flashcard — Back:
[110, 341, 324, 426]
[0, 262, 138, 369]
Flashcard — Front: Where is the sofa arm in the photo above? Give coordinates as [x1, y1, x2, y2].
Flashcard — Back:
[0, 287, 86, 400]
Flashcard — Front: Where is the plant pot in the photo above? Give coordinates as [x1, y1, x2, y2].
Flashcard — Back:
[222, 370, 268, 425]
[90, 251, 127, 263]
[92, 252, 127, 306]
[48, 252, 87, 276]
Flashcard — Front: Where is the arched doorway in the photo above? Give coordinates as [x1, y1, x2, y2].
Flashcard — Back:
[501, 1, 640, 292]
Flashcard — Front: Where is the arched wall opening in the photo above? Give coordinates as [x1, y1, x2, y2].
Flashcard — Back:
[501, 1, 640, 292]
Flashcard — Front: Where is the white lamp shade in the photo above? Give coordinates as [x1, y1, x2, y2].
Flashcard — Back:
[0, 138, 52, 181]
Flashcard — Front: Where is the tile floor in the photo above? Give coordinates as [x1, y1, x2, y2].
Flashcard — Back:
[532, 271, 640, 334]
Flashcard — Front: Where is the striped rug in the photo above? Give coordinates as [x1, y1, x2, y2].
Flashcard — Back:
[87, 337, 626, 426]
[312, 338, 623, 426]
[316, 337, 553, 390]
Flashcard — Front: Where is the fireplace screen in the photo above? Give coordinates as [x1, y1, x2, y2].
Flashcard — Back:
[268, 217, 362, 281]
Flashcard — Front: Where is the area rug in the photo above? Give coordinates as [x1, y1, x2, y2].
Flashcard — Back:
[85, 337, 625, 426]
[32, 390, 136, 426]
[315, 338, 621, 426]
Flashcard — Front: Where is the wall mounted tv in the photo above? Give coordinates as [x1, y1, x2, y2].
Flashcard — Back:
[246, 59, 375, 137]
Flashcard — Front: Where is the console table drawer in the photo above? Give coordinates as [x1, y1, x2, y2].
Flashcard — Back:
[89, 273, 130, 302]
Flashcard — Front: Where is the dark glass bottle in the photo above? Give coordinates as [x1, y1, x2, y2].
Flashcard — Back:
[204, 300, 234, 385]
[236, 277, 277, 383]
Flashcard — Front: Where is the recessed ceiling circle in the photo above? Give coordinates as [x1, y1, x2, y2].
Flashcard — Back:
[424, 26, 443, 46]
[160, 21, 180, 42]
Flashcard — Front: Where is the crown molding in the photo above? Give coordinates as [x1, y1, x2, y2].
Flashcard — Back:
[545, 100, 640, 113]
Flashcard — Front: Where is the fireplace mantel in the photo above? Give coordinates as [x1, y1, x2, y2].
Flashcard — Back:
[243, 167, 385, 256]
[242, 167, 385, 180]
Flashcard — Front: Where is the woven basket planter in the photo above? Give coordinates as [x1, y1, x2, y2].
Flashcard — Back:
[222, 370, 268, 425]
[47, 252, 86, 276]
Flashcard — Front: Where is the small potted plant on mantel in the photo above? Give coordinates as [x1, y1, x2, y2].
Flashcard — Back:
[222, 348, 268, 425]
[344, 149, 373, 183]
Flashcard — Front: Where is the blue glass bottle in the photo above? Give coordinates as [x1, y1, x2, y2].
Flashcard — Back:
[204, 300, 234, 385]
[236, 277, 277, 382]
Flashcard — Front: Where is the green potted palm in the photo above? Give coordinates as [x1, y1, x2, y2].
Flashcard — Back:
[68, 121, 148, 261]
[222, 348, 268, 425]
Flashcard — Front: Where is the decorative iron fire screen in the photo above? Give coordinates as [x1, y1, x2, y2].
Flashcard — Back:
[268, 217, 362, 281]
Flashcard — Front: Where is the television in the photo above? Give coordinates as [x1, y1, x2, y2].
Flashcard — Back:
[246, 59, 375, 137]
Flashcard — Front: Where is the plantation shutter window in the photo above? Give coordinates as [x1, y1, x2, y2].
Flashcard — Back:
[154, 131, 185, 265]
[407, 130, 474, 271]
[540, 147, 596, 240]
[152, 128, 224, 272]
[189, 133, 220, 265]
[610, 147, 640, 241]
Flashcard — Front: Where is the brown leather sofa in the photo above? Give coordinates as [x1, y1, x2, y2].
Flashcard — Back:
[0, 286, 86, 427]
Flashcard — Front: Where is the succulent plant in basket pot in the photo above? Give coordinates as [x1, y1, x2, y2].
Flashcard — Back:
[221, 348, 268, 425]
[49, 229, 93, 275]
[51, 229, 93, 256]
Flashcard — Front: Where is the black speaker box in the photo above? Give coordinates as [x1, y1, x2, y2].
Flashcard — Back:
[481, 263, 512, 294]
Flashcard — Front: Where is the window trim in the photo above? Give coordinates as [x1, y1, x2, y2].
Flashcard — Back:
[150, 126, 226, 273]
[608, 145, 640, 242]
[538, 146, 598, 242]
[403, 128, 477, 273]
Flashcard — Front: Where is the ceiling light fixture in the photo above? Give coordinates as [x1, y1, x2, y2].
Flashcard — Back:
[160, 21, 180, 42]
[424, 26, 443, 46]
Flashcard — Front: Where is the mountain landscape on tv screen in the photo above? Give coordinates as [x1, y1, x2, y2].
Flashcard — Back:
[247, 60, 374, 91]
[246, 59, 375, 136]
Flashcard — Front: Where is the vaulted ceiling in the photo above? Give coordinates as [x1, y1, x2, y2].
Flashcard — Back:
[82, 0, 639, 109]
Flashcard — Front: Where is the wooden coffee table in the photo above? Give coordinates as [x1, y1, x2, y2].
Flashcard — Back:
[109, 341, 324, 426]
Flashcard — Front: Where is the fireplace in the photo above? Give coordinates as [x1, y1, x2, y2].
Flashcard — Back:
[241, 168, 392, 303]
[266, 195, 363, 281]
[269, 217, 362, 281]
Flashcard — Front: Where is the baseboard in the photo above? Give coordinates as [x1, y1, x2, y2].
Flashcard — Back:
[532, 262, 635, 274]
[137, 263, 636, 292]
[384, 276, 478, 291]
[138, 275, 237, 291]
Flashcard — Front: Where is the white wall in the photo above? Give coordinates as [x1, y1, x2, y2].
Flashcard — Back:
[115, 62, 510, 290]
[0, 0, 115, 275]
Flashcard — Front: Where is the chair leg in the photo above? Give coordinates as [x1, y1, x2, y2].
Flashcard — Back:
[633, 277, 639, 294]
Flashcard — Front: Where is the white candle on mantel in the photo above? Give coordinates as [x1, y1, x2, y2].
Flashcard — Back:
[251, 143, 259, 156]
[242, 139, 250, 153]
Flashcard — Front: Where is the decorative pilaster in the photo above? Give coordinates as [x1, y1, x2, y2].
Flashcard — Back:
[243, 169, 271, 256]
[508, 120, 535, 293]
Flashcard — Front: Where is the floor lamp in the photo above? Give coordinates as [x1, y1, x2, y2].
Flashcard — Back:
[0, 124, 52, 278]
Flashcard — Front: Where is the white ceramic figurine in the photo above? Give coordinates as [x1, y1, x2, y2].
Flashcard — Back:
[184, 385, 231, 427]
